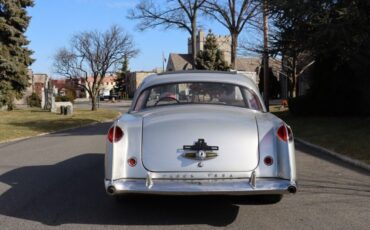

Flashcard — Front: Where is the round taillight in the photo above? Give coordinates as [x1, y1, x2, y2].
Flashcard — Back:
[264, 156, 273, 166]
[107, 126, 124, 143]
[128, 157, 137, 167]
[277, 125, 288, 142]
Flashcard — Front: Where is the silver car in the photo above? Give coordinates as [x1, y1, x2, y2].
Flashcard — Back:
[105, 71, 297, 203]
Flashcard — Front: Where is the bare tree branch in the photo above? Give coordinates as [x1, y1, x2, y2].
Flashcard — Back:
[128, 0, 207, 65]
[202, 0, 260, 69]
[54, 26, 139, 110]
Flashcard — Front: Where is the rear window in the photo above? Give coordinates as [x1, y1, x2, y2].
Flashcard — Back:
[133, 82, 263, 112]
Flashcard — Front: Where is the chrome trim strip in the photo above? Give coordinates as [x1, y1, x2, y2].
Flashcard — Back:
[249, 171, 256, 188]
[148, 171, 254, 179]
[146, 172, 153, 189]
[105, 178, 297, 195]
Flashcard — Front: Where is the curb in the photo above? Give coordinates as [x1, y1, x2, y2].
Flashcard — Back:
[295, 138, 370, 173]
[0, 113, 121, 146]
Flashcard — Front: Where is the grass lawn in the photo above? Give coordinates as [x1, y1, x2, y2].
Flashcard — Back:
[0, 108, 120, 142]
[272, 107, 370, 164]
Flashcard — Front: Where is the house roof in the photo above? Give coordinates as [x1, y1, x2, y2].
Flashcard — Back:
[51, 79, 66, 89]
[86, 75, 116, 83]
[235, 57, 261, 72]
[166, 53, 282, 77]
[167, 53, 194, 71]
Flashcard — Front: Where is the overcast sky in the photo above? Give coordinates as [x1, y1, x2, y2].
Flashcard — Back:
[26, 0, 260, 77]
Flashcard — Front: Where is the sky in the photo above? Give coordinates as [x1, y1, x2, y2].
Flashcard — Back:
[25, 0, 259, 77]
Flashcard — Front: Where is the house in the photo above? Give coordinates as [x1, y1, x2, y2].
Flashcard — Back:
[166, 29, 282, 85]
[14, 70, 49, 106]
[166, 54, 194, 71]
[84, 75, 117, 98]
[51, 75, 117, 99]
[52, 78, 85, 98]
[126, 71, 156, 97]
[51, 79, 67, 96]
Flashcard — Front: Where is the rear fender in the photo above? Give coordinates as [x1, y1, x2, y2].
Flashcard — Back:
[255, 113, 296, 181]
[105, 114, 147, 181]
[255, 113, 279, 177]
[277, 127, 296, 181]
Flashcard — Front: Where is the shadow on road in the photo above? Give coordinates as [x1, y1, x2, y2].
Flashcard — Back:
[8, 118, 100, 134]
[51, 122, 113, 137]
[0, 153, 270, 227]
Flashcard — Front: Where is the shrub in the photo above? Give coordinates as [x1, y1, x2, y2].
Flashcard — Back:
[27, 93, 41, 107]
[65, 89, 76, 101]
[289, 93, 370, 117]
[288, 95, 315, 116]
[289, 58, 370, 116]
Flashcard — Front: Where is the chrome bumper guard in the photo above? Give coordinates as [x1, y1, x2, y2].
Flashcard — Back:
[105, 177, 297, 196]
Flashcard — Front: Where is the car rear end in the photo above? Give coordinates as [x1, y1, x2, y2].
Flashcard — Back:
[104, 72, 297, 200]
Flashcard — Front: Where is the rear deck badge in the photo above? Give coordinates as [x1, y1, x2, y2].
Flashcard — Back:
[182, 139, 219, 165]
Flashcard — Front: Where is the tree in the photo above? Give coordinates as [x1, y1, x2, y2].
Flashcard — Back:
[128, 0, 207, 66]
[262, 0, 269, 109]
[270, 0, 370, 115]
[258, 66, 280, 99]
[202, 0, 260, 69]
[269, 0, 317, 97]
[196, 31, 230, 71]
[54, 26, 139, 111]
[114, 55, 129, 98]
[0, 0, 34, 110]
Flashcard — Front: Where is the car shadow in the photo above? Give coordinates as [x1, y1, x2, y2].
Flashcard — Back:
[0, 153, 270, 227]
[51, 122, 113, 137]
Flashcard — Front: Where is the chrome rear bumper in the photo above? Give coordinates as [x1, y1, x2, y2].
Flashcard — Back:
[105, 178, 297, 196]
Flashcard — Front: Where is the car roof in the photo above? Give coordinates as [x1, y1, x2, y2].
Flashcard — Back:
[138, 70, 259, 92]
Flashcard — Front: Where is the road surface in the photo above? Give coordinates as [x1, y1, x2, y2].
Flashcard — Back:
[0, 118, 369, 229]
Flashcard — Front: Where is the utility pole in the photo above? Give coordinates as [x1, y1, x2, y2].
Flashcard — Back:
[162, 51, 166, 72]
[263, 0, 270, 111]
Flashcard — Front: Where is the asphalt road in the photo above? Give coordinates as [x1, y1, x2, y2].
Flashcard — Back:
[0, 116, 369, 229]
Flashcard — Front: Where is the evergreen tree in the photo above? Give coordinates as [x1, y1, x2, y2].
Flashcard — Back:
[0, 0, 34, 110]
[114, 55, 129, 98]
[196, 31, 230, 71]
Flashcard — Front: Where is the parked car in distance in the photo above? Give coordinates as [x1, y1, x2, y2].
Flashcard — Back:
[105, 71, 297, 203]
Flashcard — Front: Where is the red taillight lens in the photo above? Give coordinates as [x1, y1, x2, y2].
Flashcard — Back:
[107, 126, 124, 143]
[127, 157, 137, 167]
[277, 125, 288, 141]
[264, 156, 273, 166]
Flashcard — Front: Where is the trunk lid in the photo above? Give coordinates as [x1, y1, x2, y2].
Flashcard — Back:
[141, 105, 259, 172]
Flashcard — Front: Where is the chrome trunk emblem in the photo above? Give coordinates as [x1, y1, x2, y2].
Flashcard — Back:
[182, 139, 219, 165]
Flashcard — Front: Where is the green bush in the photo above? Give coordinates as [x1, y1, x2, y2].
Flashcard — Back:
[27, 93, 41, 107]
[289, 58, 370, 117]
[288, 96, 314, 116]
[289, 93, 370, 117]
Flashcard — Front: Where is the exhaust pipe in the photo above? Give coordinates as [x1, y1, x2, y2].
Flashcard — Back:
[288, 186, 297, 194]
[107, 185, 116, 195]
